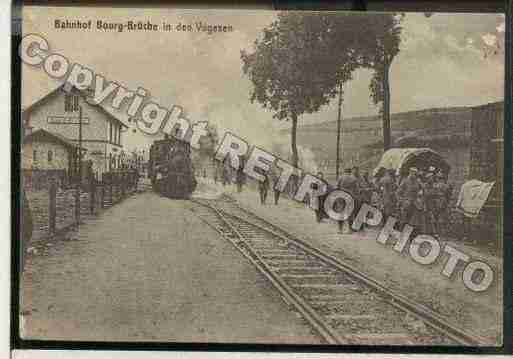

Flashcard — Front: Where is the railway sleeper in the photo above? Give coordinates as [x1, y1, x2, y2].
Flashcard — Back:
[306, 294, 360, 301]
[271, 265, 332, 273]
[254, 249, 293, 255]
[284, 275, 342, 281]
[261, 254, 310, 260]
[282, 276, 346, 287]
[339, 333, 421, 345]
[266, 259, 320, 265]
[245, 237, 275, 243]
[324, 314, 377, 321]
[291, 283, 360, 290]
[250, 244, 286, 251]
[314, 300, 397, 317]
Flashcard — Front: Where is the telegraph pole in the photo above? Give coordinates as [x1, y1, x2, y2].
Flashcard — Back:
[335, 82, 343, 180]
[75, 105, 83, 225]
[79, 105, 83, 182]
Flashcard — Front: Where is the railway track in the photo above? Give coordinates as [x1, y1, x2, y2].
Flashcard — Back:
[190, 195, 488, 346]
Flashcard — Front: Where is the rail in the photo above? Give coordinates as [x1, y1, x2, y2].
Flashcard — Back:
[191, 196, 489, 346]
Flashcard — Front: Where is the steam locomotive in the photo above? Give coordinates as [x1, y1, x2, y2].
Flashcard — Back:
[148, 135, 197, 199]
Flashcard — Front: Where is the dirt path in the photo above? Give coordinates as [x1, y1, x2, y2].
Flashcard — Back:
[20, 191, 321, 344]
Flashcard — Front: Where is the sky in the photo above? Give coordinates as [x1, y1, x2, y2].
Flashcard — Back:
[21, 7, 505, 153]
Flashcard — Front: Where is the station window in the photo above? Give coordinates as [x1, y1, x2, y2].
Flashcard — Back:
[48, 150, 53, 162]
[64, 93, 80, 113]
[33, 150, 37, 162]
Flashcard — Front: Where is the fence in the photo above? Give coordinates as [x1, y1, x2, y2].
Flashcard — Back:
[25, 170, 140, 241]
[23, 169, 70, 191]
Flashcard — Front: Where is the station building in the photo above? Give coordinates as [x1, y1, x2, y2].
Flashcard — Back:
[22, 85, 129, 180]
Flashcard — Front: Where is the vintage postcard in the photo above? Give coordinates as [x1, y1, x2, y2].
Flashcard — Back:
[17, 6, 504, 347]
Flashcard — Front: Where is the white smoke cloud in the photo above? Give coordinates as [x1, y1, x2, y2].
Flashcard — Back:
[298, 146, 320, 174]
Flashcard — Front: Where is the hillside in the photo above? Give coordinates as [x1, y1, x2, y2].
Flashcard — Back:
[298, 106, 472, 133]
[280, 106, 474, 181]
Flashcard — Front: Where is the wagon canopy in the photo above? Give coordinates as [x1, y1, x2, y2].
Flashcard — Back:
[372, 148, 450, 177]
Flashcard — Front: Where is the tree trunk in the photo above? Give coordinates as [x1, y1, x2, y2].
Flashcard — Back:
[289, 112, 300, 196]
[335, 83, 343, 179]
[382, 61, 392, 151]
[291, 112, 299, 169]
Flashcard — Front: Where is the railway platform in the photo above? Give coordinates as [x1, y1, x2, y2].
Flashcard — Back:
[20, 190, 322, 344]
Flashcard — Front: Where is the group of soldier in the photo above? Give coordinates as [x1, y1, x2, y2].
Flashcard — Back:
[250, 163, 453, 239]
[214, 155, 453, 239]
[327, 165, 453, 238]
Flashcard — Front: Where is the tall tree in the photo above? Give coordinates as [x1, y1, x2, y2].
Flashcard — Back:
[242, 12, 402, 171]
[241, 13, 342, 169]
[364, 14, 403, 151]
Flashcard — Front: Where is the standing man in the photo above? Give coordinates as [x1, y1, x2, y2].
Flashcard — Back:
[396, 167, 422, 226]
[259, 172, 270, 205]
[314, 172, 328, 222]
[352, 166, 363, 197]
[337, 167, 359, 234]
[379, 168, 397, 220]
[360, 171, 373, 205]
[358, 171, 373, 229]
[352, 166, 364, 230]
[222, 157, 231, 187]
[269, 167, 281, 205]
[432, 171, 452, 238]
[235, 156, 246, 193]
[213, 157, 219, 184]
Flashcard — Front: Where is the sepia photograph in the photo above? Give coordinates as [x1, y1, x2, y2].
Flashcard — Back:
[17, 6, 504, 347]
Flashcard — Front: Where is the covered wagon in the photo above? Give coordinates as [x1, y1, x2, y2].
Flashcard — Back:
[372, 148, 450, 178]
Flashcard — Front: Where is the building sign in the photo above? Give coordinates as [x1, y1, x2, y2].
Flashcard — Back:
[47, 115, 90, 125]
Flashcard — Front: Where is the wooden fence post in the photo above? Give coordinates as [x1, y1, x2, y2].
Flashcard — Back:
[110, 174, 114, 205]
[101, 185, 105, 209]
[48, 180, 57, 236]
[89, 175, 96, 215]
[121, 172, 126, 198]
[74, 185, 80, 225]
[114, 173, 119, 203]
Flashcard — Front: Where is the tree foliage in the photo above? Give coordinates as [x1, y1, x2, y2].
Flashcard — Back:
[241, 13, 345, 122]
[241, 12, 370, 167]
[242, 12, 403, 165]
[358, 13, 403, 150]
[364, 14, 403, 107]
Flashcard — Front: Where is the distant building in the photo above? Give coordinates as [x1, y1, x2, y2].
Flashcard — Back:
[23, 86, 128, 177]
